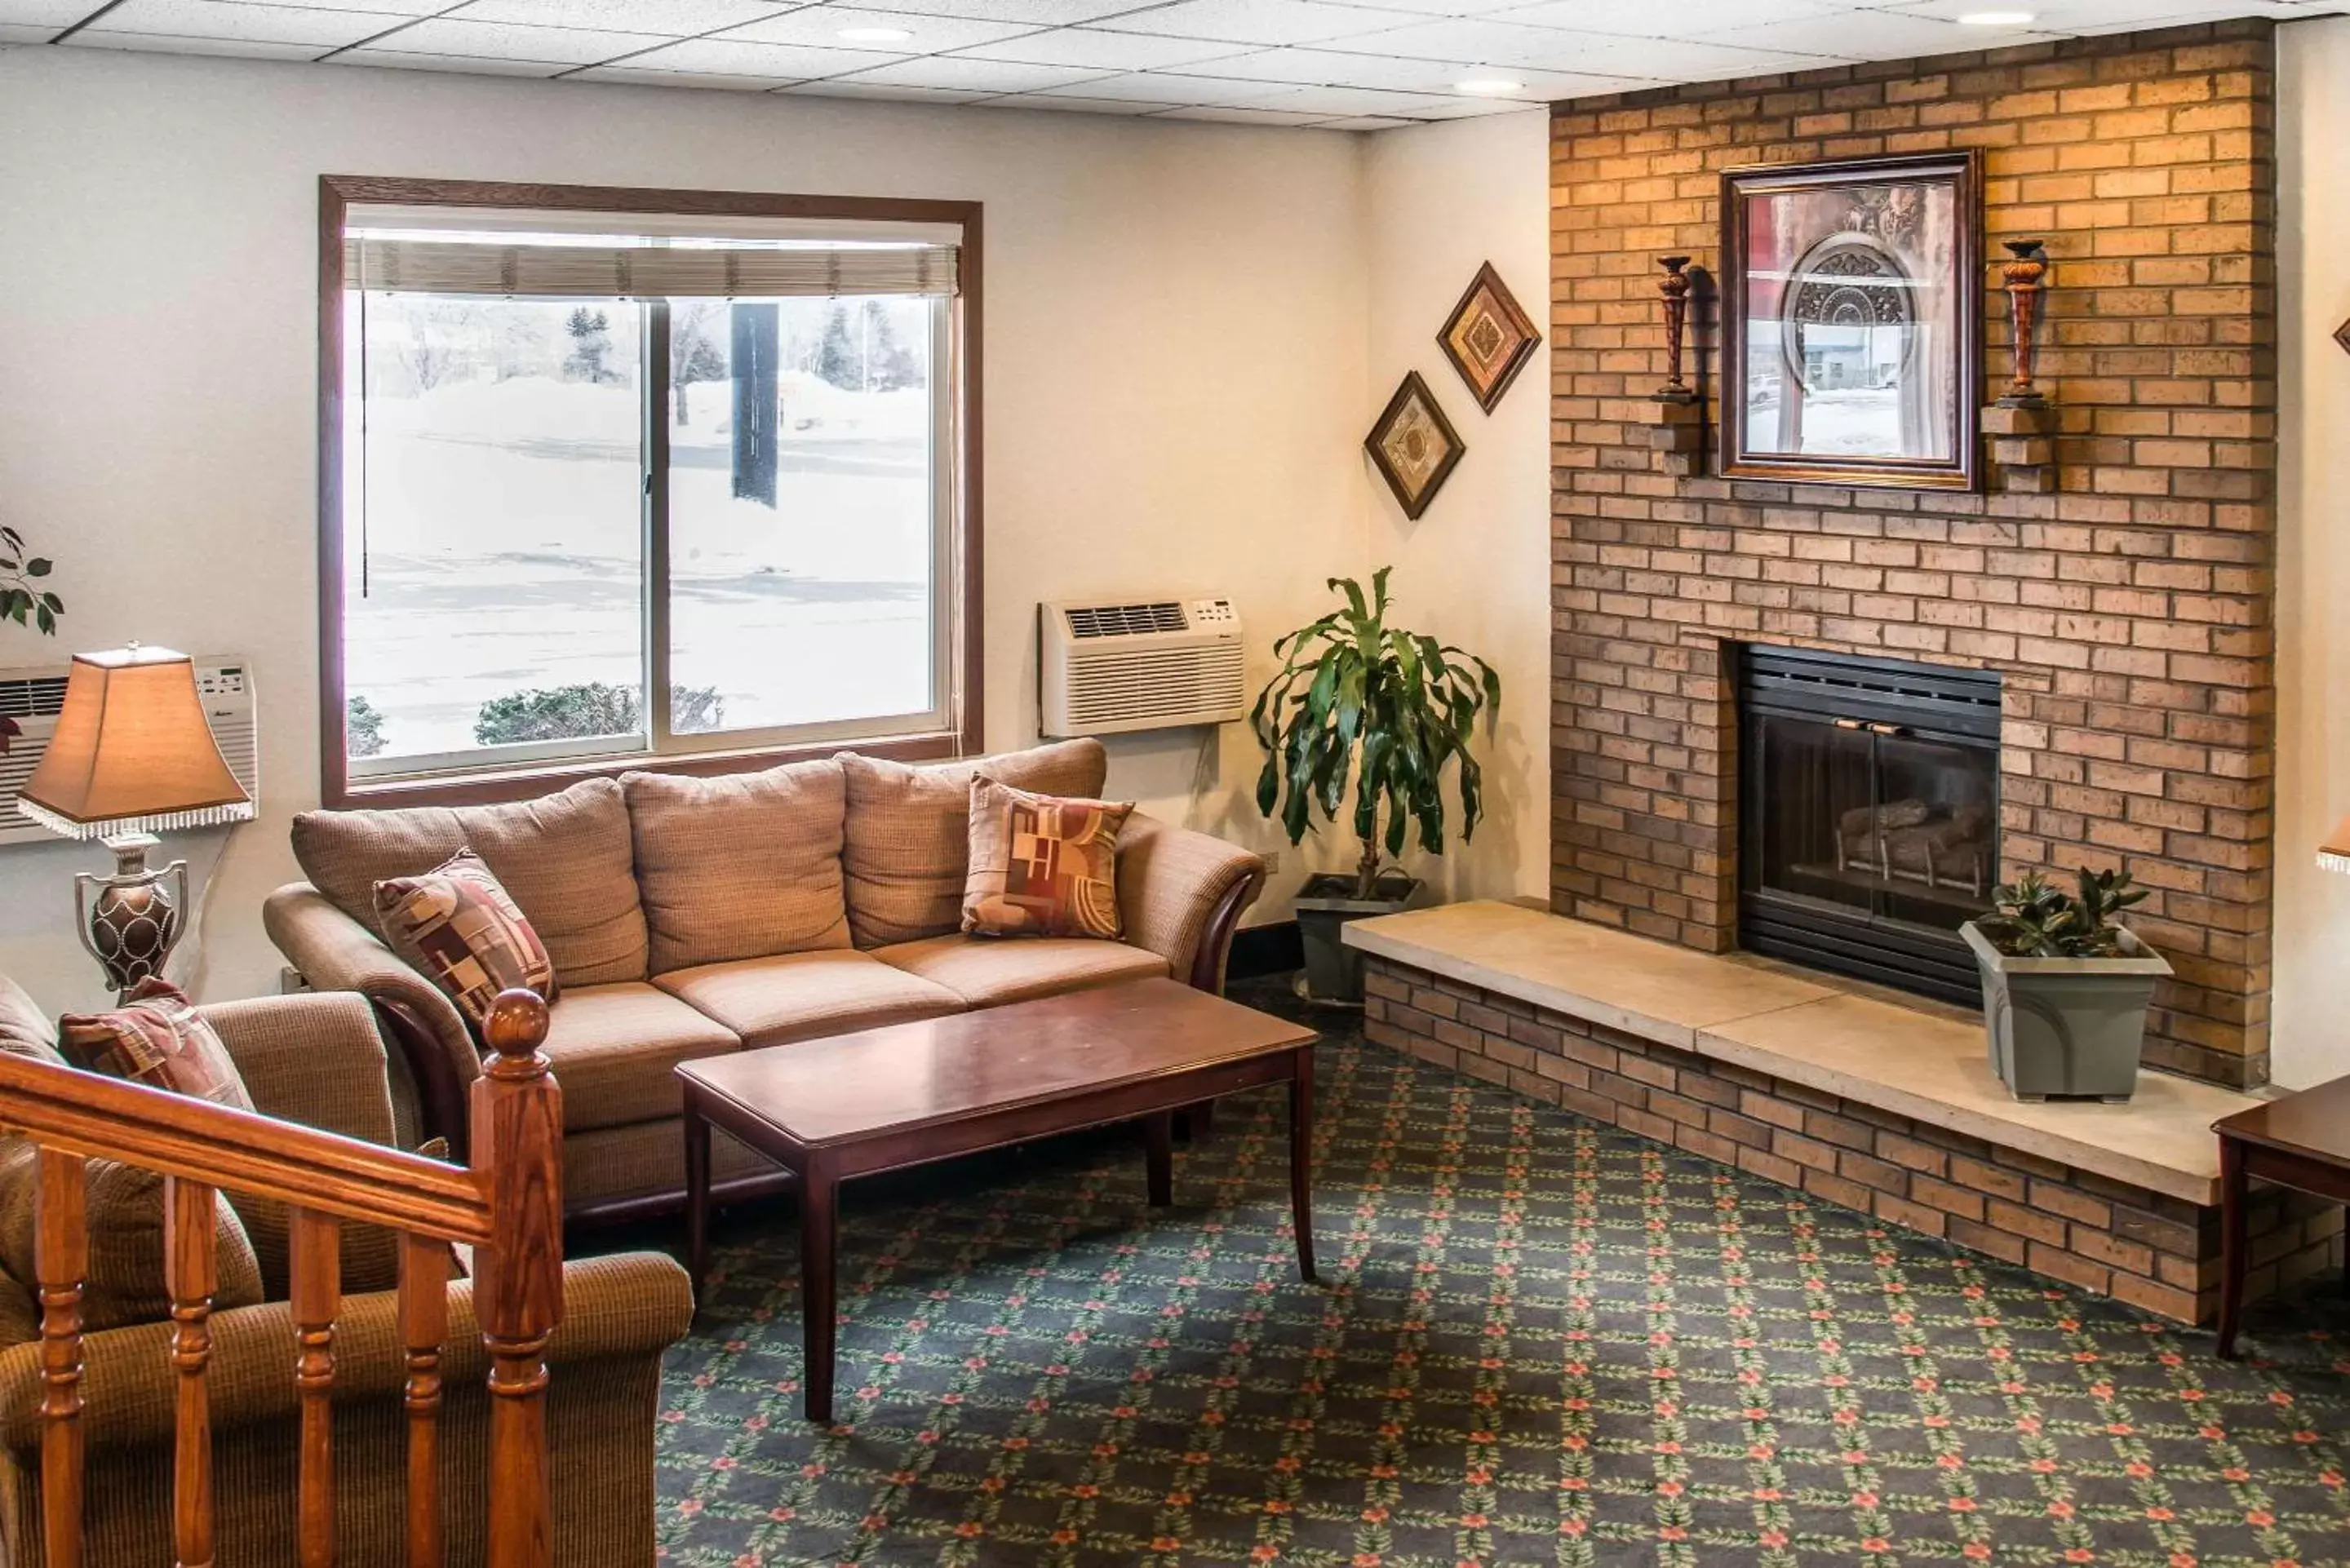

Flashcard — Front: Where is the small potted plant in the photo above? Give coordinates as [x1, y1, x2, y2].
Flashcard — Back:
[1962, 867, 2172, 1101]
[1251, 567, 1499, 1003]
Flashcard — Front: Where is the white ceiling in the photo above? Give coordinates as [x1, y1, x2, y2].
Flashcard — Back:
[3, 0, 2343, 129]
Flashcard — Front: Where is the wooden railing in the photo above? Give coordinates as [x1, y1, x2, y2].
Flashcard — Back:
[0, 986, 563, 1568]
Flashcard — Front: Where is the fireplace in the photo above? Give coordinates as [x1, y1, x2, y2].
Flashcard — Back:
[1737, 646, 2001, 1006]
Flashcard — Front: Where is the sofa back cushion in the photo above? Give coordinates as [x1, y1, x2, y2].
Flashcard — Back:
[839, 739, 1108, 947]
[623, 759, 853, 973]
[291, 777, 647, 987]
[0, 978, 266, 1331]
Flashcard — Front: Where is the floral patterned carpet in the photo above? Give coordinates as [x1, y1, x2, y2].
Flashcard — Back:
[649, 990, 2350, 1567]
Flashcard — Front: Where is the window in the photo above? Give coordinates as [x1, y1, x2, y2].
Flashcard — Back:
[318, 179, 981, 804]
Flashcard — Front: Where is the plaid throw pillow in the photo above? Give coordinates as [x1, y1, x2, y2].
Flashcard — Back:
[961, 777, 1133, 940]
[58, 977, 255, 1111]
[375, 848, 560, 1039]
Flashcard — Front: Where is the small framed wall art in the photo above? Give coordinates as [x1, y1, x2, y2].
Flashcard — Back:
[1437, 261, 1541, 413]
[1365, 371, 1465, 520]
[1719, 150, 1983, 490]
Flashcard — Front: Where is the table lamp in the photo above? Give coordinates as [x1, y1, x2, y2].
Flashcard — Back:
[16, 645, 255, 999]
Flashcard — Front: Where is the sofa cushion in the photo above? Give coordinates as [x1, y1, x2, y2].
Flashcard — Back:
[57, 978, 255, 1112]
[871, 934, 1168, 1009]
[291, 777, 647, 986]
[623, 760, 853, 973]
[375, 849, 561, 1037]
[839, 739, 1107, 948]
[0, 978, 267, 1331]
[962, 779, 1133, 940]
[654, 950, 964, 1052]
[539, 982, 742, 1134]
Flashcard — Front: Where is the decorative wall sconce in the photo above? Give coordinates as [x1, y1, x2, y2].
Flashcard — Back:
[1998, 239, 2049, 406]
[1984, 238, 2056, 494]
[1646, 255, 1704, 476]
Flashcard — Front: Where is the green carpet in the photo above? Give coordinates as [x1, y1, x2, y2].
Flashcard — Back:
[654, 1003, 2350, 1566]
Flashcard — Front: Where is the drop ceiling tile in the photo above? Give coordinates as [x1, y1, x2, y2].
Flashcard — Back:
[829, 51, 1107, 86]
[1328, 17, 1819, 77]
[1308, 112, 1417, 126]
[1704, 10, 2057, 57]
[1182, 43, 1621, 94]
[352, 15, 672, 60]
[1155, 102, 1333, 122]
[1224, 79, 1463, 113]
[337, 45, 571, 69]
[1483, 0, 1851, 30]
[0, 0, 100, 24]
[1040, 66, 1289, 100]
[953, 24, 1244, 67]
[602, 33, 898, 70]
[1092, 0, 1420, 47]
[780, 73, 988, 95]
[81, 0, 392, 45]
[0, 18, 55, 33]
[1000, 87, 1173, 108]
[1885, 0, 2308, 25]
[62, 26, 324, 51]
[722, 2, 1034, 49]
[450, 0, 793, 34]
[570, 60, 796, 82]
[854, 0, 1164, 22]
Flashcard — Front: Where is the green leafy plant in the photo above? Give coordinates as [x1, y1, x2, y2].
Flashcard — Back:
[473, 682, 725, 746]
[347, 695, 390, 760]
[0, 525, 63, 636]
[1250, 567, 1500, 901]
[1976, 866, 2148, 958]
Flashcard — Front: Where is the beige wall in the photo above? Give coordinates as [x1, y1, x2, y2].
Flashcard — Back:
[1361, 110, 1552, 906]
[0, 47, 1555, 1015]
[2274, 15, 2350, 1087]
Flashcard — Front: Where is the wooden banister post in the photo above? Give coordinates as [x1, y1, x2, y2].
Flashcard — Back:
[34, 1149, 86, 1568]
[471, 988, 562, 1568]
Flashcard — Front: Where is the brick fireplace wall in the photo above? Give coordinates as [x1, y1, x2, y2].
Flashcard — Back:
[1547, 22, 2277, 1087]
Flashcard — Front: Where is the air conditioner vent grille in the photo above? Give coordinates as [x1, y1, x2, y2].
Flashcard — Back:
[0, 676, 67, 720]
[1065, 602, 1187, 640]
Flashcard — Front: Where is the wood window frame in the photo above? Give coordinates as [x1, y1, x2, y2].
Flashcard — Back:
[316, 174, 984, 809]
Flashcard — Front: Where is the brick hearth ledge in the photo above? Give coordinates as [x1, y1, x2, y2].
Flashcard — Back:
[1345, 903, 2342, 1324]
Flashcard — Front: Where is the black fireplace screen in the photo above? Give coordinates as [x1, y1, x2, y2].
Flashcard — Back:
[1739, 647, 2001, 1004]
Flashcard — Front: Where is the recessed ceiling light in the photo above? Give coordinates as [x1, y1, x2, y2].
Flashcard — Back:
[1454, 77, 1525, 95]
[1957, 10, 2034, 22]
[837, 24, 913, 42]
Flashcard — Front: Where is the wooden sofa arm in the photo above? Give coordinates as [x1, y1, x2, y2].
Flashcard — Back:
[1115, 815, 1267, 993]
[263, 883, 479, 1154]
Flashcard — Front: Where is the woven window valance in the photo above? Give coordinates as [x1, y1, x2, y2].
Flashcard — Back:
[341, 236, 960, 299]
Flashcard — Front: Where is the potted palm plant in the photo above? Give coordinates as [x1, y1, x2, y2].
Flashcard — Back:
[1962, 867, 2172, 1101]
[1251, 567, 1499, 1003]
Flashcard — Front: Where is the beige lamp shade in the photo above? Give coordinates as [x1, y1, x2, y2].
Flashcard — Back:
[18, 646, 254, 839]
[2324, 814, 2350, 877]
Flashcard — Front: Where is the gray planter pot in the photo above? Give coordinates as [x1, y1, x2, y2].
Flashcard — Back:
[1960, 921, 2171, 1102]
[1294, 871, 1420, 1004]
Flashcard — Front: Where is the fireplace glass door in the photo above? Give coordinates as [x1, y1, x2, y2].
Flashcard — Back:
[1739, 647, 2001, 1003]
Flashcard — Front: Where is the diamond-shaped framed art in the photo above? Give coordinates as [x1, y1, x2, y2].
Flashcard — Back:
[1365, 370, 1465, 521]
[1437, 260, 1542, 413]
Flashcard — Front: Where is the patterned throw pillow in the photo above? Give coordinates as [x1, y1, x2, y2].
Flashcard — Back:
[960, 777, 1133, 940]
[374, 848, 559, 1039]
[57, 977, 255, 1111]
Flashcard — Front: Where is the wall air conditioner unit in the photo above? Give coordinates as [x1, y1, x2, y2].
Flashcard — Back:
[1040, 597, 1247, 738]
[0, 657, 258, 849]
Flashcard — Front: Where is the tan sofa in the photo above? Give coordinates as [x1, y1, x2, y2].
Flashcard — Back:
[265, 739, 1266, 1222]
[0, 977, 691, 1567]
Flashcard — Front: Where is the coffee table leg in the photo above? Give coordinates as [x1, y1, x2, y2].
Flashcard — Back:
[1142, 1112, 1176, 1206]
[684, 1094, 712, 1300]
[801, 1160, 839, 1423]
[1289, 1044, 1316, 1283]
[2217, 1136, 2247, 1359]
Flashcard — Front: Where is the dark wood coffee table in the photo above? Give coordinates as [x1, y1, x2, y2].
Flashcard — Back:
[2213, 1075, 2350, 1358]
[676, 976, 1320, 1421]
